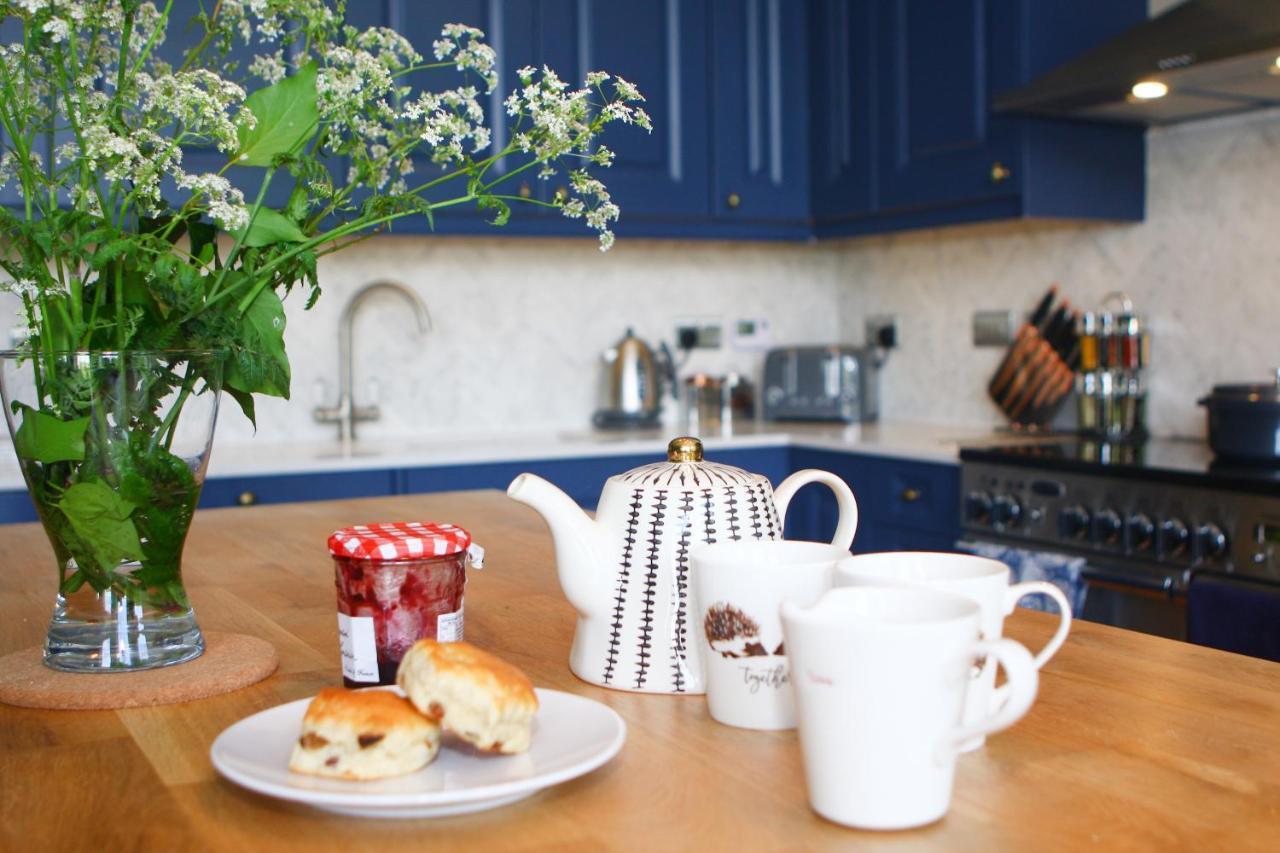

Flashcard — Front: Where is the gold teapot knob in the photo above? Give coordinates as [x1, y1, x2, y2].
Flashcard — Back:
[668, 436, 704, 462]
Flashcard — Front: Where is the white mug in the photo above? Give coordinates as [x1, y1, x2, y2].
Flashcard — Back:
[690, 540, 849, 730]
[834, 551, 1070, 751]
[781, 586, 1039, 831]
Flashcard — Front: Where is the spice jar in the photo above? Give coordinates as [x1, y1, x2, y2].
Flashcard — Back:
[327, 522, 484, 687]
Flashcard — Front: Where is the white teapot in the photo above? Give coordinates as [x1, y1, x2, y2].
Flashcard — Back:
[507, 437, 858, 694]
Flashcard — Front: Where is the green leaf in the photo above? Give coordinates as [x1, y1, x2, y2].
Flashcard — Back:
[13, 406, 89, 463]
[58, 481, 144, 572]
[224, 385, 257, 429]
[225, 287, 290, 399]
[478, 195, 511, 227]
[234, 62, 320, 167]
[235, 208, 307, 247]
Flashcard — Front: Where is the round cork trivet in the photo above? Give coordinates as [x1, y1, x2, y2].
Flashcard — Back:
[0, 632, 278, 710]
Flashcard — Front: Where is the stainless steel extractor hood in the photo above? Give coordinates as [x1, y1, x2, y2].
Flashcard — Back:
[993, 0, 1280, 126]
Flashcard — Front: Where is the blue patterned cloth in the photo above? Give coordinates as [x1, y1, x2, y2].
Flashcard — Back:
[963, 541, 1088, 616]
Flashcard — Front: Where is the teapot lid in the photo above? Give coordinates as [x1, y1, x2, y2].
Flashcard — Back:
[615, 437, 763, 488]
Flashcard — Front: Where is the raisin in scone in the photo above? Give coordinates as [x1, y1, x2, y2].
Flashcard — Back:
[288, 688, 440, 780]
[397, 640, 538, 754]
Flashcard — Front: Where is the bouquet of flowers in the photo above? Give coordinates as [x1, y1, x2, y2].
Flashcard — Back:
[0, 0, 648, 668]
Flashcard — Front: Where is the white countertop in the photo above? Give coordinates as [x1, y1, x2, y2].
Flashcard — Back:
[0, 420, 1014, 490]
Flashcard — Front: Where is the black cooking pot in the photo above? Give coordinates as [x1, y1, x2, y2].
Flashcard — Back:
[1198, 370, 1280, 463]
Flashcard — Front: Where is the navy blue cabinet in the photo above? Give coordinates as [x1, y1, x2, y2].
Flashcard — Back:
[808, 0, 876, 222]
[199, 469, 398, 509]
[812, 0, 1147, 237]
[785, 448, 960, 553]
[544, 0, 713, 228]
[709, 0, 810, 228]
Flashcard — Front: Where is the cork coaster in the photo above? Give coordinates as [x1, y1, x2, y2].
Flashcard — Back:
[0, 632, 279, 710]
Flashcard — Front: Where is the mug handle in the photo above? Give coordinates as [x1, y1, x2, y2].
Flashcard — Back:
[989, 582, 1070, 709]
[1004, 581, 1072, 668]
[936, 638, 1038, 763]
[773, 469, 859, 550]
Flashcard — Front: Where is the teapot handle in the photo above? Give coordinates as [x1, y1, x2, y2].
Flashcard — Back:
[773, 470, 859, 551]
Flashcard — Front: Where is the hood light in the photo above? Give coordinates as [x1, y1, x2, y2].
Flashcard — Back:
[1131, 80, 1169, 100]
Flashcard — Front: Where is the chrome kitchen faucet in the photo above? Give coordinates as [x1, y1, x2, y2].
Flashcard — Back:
[313, 281, 431, 443]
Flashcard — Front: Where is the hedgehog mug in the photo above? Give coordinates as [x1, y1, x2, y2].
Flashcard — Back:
[690, 540, 850, 729]
[508, 437, 858, 695]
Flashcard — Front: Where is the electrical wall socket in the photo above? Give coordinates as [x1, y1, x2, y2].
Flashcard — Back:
[972, 310, 1017, 347]
[731, 317, 773, 350]
[674, 317, 723, 350]
[866, 314, 898, 349]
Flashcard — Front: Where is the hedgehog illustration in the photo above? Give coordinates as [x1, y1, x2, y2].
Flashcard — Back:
[704, 603, 768, 658]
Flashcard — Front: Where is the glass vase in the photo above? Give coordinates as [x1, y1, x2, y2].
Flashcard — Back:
[0, 350, 224, 672]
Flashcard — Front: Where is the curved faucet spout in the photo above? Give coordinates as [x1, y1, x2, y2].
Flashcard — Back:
[316, 280, 432, 443]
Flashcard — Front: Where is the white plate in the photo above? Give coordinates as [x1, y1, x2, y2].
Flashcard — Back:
[210, 687, 626, 819]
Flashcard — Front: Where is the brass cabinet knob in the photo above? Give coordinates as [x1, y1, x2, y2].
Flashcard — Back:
[900, 487, 922, 503]
[517, 182, 532, 199]
[237, 491, 258, 507]
[990, 162, 1012, 184]
[726, 192, 741, 209]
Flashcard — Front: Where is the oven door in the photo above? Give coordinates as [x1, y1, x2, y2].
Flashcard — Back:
[958, 539, 1187, 641]
[1078, 564, 1187, 641]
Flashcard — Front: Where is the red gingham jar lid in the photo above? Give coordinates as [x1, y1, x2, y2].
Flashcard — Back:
[327, 522, 472, 561]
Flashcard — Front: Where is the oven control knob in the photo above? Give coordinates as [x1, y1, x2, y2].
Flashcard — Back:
[1196, 523, 1229, 559]
[964, 490, 993, 523]
[992, 495, 1022, 528]
[1059, 505, 1091, 540]
[1095, 509, 1123, 545]
[1160, 519, 1190, 557]
[1126, 513, 1155, 551]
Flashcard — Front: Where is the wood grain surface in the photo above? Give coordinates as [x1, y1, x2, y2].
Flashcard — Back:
[2, 491, 1278, 851]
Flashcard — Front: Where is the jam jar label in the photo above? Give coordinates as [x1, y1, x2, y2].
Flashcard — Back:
[436, 605, 464, 642]
[337, 613, 379, 682]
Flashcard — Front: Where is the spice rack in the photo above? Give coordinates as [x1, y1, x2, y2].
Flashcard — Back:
[1076, 292, 1149, 439]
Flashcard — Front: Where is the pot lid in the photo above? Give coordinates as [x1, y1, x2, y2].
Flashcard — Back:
[1206, 369, 1280, 404]
[615, 437, 764, 488]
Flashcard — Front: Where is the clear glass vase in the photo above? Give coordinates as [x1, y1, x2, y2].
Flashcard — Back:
[0, 350, 224, 672]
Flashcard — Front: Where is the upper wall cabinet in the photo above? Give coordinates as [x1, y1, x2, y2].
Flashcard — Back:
[543, 1, 713, 224]
[811, 0, 1147, 238]
[5, 1, 1149, 243]
[709, 0, 811, 225]
[809, 0, 876, 222]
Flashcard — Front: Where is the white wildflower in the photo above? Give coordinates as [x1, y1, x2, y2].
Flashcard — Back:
[42, 18, 69, 43]
[249, 51, 286, 84]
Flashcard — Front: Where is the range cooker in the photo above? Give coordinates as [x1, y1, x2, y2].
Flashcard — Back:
[959, 438, 1280, 640]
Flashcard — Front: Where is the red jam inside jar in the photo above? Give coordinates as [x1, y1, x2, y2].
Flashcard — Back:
[327, 522, 475, 687]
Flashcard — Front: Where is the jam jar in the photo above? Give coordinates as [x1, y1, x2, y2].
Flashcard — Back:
[327, 522, 483, 687]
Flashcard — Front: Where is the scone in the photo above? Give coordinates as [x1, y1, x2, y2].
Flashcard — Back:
[397, 640, 539, 754]
[288, 688, 441, 780]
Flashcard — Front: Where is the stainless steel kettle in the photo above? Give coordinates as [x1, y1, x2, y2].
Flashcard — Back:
[592, 328, 674, 429]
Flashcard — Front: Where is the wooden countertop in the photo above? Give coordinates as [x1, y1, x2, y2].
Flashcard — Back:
[3, 491, 1279, 850]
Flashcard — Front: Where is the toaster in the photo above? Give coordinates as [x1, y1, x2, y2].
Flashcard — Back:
[762, 346, 879, 423]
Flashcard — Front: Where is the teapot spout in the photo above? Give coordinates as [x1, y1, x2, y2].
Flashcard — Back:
[507, 473, 610, 617]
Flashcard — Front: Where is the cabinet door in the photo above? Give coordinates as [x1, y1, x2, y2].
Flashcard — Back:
[542, 0, 711, 222]
[710, 0, 809, 221]
[808, 0, 876, 222]
[199, 470, 396, 509]
[876, 0, 1020, 212]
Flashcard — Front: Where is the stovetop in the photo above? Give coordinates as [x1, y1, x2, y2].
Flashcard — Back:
[960, 438, 1280, 496]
